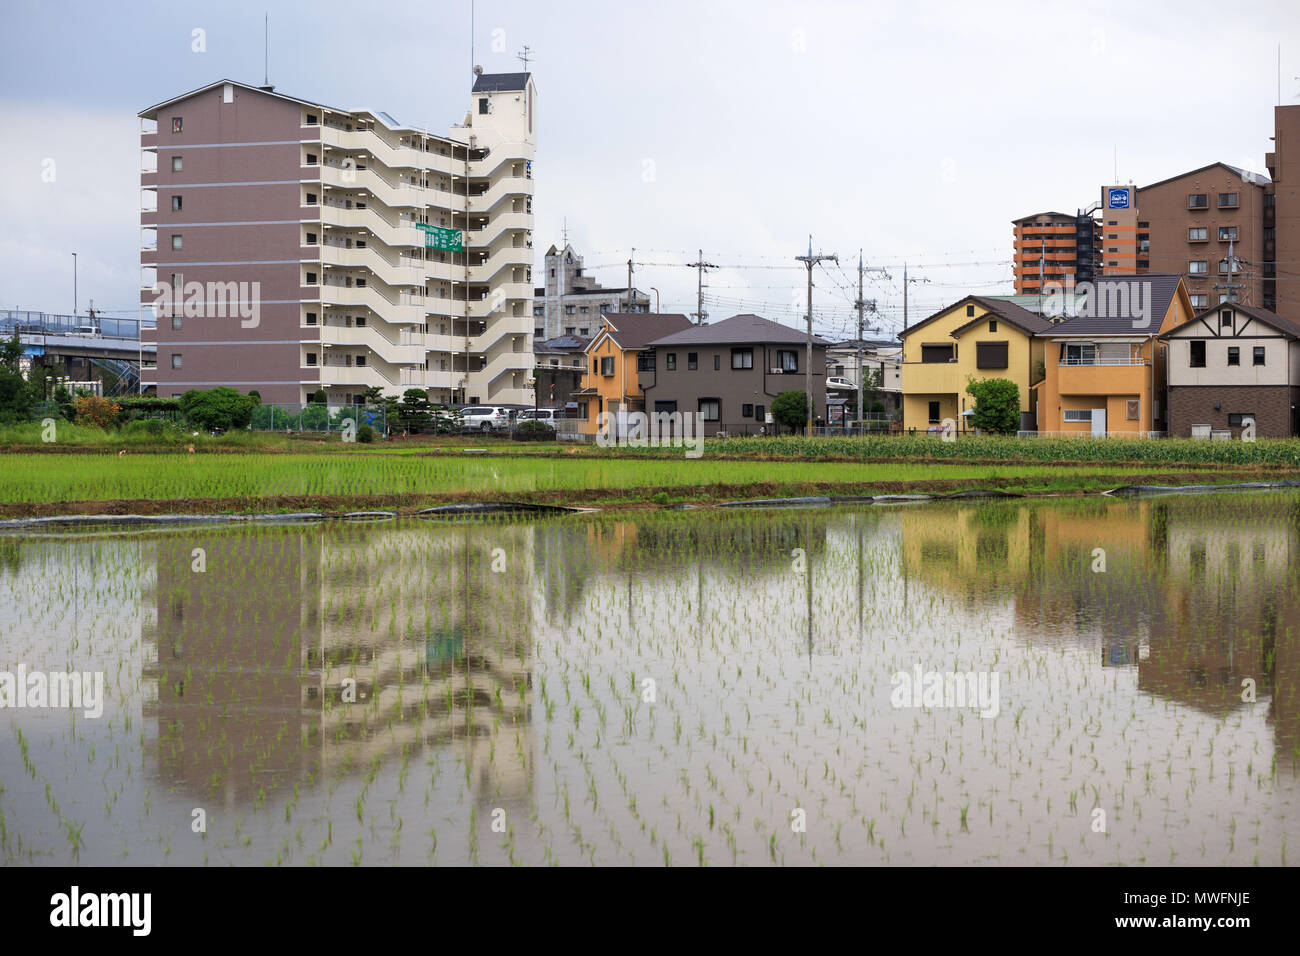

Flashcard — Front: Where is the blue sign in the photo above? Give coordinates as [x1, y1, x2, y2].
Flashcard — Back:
[1108, 188, 1130, 209]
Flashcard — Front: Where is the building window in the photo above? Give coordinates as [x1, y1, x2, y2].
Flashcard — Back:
[171, 272, 182, 290]
[714, 354, 720, 371]
[355, 355, 366, 367]
[1220, 310, 1233, 327]
[599, 303, 610, 313]
[305, 232, 317, 245]
[988, 320, 997, 332]
[600, 356, 615, 376]
[579, 327, 588, 336]
[687, 352, 698, 370]
[966, 304, 975, 316]
[920, 343, 954, 363]
[1218, 192, 1239, 208]
[1063, 409, 1092, 423]
[1218, 258, 1235, 275]
[305, 272, 317, 284]
[306, 352, 317, 366]
[731, 348, 753, 369]
[478, 98, 489, 115]
[171, 117, 183, 133]
[305, 192, 317, 205]
[698, 398, 720, 422]
[171, 353, 182, 369]
[1228, 413, 1255, 427]
[171, 315, 182, 330]
[637, 352, 655, 372]
[580, 306, 589, 313]
[755, 404, 765, 422]
[1218, 226, 1238, 241]
[1188, 227, 1207, 241]
[305, 153, 317, 165]
[565, 326, 576, 335]
[1253, 346, 1266, 366]
[533, 306, 543, 316]
[742, 403, 754, 418]
[1189, 294, 1207, 308]
[171, 156, 183, 172]
[306, 312, 317, 325]
[171, 195, 182, 212]
[1126, 400, 1140, 421]
[666, 353, 677, 371]
[1188, 193, 1208, 209]
[975, 341, 1008, 369]
[305, 114, 318, 125]
[1190, 341, 1206, 368]
[928, 401, 941, 423]
[1189, 261, 1207, 274]
[565, 305, 575, 315]
[1227, 347, 1240, 366]
[776, 350, 798, 372]
[171, 234, 182, 250]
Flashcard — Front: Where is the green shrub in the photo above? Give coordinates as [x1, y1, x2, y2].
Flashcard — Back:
[772, 390, 809, 434]
[310, 389, 327, 405]
[179, 387, 257, 432]
[512, 419, 556, 442]
[965, 378, 1021, 434]
[357, 423, 375, 443]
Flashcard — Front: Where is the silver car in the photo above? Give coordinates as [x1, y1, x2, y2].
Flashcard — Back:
[459, 405, 511, 433]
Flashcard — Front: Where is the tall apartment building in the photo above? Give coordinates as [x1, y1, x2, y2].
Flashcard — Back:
[533, 243, 648, 340]
[139, 73, 537, 405]
[1266, 104, 1300, 319]
[1011, 211, 1099, 294]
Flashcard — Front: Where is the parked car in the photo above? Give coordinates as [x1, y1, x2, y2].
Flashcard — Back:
[516, 407, 564, 424]
[826, 376, 856, 391]
[459, 405, 512, 433]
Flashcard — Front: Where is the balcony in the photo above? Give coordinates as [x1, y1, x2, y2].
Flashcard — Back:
[1056, 360, 1148, 397]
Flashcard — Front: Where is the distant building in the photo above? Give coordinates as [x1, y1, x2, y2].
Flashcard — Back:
[533, 244, 649, 341]
[825, 339, 902, 419]
[571, 313, 692, 434]
[1012, 211, 1100, 295]
[532, 333, 589, 414]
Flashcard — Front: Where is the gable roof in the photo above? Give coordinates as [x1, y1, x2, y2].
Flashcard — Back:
[1041, 274, 1184, 336]
[535, 334, 590, 352]
[1139, 161, 1270, 193]
[472, 72, 531, 93]
[648, 313, 831, 347]
[899, 294, 1052, 340]
[598, 313, 692, 350]
[139, 79, 342, 118]
[1159, 302, 1300, 340]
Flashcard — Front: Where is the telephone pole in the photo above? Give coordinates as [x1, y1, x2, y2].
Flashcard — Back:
[686, 249, 717, 324]
[626, 248, 635, 311]
[901, 261, 929, 333]
[796, 236, 837, 434]
[852, 250, 882, 434]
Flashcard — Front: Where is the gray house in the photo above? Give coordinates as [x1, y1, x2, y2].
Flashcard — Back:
[641, 314, 830, 435]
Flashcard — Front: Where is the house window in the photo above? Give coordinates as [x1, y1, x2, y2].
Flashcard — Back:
[171, 117, 183, 133]
[1227, 347, 1240, 366]
[1220, 310, 1232, 327]
[306, 352, 317, 366]
[355, 316, 365, 327]
[171, 195, 182, 212]
[742, 403, 754, 418]
[776, 350, 798, 372]
[171, 235, 182, 250]
[714, 355, 720, 370]
[305, 312, 317, 325]
[1189, 261, 1207, 274]
[1190, 341, 1206, 368]
[600, 356, 615, 376]
[1064, 409, 1092, 422]
[698, 398, 720, 422]
[171, 156, 183, 172]
[966, 305, 975, 317]
[171, 353, 182, 369]
[592, 358, 598, 373]
[478, 98, 489, 115]
[988, 320, 997, 332]
[1189, 227, 1207, 241]
[1218, 226, 1238, 241]
[1188, 193, 1208, 209]
[1228, 413, 1255, 427]
[1126, 400, 1140, 421]
[1253, 346, 1266, 366]
[928, 401, 941, 423]
[975, 341, 1008, 369]
[920, 344, 954, 363]
[1218, 192, 1238, 208]
[666, 353, 677, 371]
[755, 404, 765, 422]
[687, 352, 698, 370]
[637, 352, 655, 372]
[731, 348, 754, 369]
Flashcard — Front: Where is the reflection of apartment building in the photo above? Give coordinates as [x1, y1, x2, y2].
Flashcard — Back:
[139, 73, 537, 405]
[533, 244, 649, 341]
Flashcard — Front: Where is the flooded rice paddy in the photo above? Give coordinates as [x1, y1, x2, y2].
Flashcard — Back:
[2, 490, 1298, 866]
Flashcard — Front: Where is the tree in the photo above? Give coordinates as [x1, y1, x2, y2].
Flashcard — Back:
[73, 395, 122, 429]
[247, 389, 261, 405]
[310, 389, 327, 405]
[965, 377, 1021, 434]
[179, 387, 257, 432]
[0, 332, 35, 423]
[771, 390, 809, 434]
[398, 388, 434, 433]
[362, 386, 385, 406]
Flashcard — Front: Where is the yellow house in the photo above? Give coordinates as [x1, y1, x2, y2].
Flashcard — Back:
[571, 313, 693, 435]
[899, 296, 1050, 432]
[1035, 275, 1194, 435]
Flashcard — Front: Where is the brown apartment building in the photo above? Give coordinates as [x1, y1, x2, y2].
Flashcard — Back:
[139, 75, 537, 406]
[1266, 104, 1300, 320]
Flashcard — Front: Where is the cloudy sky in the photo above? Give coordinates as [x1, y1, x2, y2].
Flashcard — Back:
[2, 0, 1298, 340]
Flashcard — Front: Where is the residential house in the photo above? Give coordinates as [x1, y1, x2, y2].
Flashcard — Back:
[641, 313, 829, 436]
[898, 295, 1051, 432]
[1036, 274, 1194, 435]
[571, 313, 693, 434]
[532, 334, 589, 415]
[1158, 302, 1300, 438]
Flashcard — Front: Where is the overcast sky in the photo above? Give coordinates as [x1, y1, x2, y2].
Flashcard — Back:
[2, 0, 1298, 340]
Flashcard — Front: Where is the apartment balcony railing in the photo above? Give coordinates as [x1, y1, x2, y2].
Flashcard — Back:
[1059, 357, 1147, 366]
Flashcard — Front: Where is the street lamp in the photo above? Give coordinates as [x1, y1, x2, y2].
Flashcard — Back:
[71, 252, 77, 319]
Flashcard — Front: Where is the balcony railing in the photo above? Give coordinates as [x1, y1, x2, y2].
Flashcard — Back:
[1059, 357, 1146, 366]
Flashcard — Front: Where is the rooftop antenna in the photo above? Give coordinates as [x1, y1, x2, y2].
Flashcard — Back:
[264, 13, 268, 87]
[470, 0, 475, 82]
[561, 216, 568, 247]
[518, 44, 533, 70]
[1113, 145, 1118, 185]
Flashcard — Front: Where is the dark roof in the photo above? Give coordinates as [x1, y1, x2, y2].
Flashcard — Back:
[535, 335, 590, 352]
[1159, 302, 1300, 340]
[829, 338, 898, 350]
[472, 72, 531, 93]
[139, 79, 343, 118]
[1040, 274, 1184, 336]
[649, 313, 831, 347]
[600, 313, 693, 350]
[1139, 161, 1269, 192]
[900, 294, 1052, 339]
[1012, 211, 1076, 224]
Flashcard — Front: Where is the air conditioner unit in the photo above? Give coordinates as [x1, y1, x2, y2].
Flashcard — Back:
[769, 368, 783, 374]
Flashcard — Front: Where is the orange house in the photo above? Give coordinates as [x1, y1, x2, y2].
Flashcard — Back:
[1034, 275, 1194, 435]
[571, 313, 693, 434]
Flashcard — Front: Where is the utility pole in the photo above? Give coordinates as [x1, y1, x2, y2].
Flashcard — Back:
[626, 248, 635, 311]
[686, 249, 717, 324]
[851, 250, 886, 434]
[796, 236, 837, 434]
[901, 261, 929, 333]
[72, 252, 77, 318]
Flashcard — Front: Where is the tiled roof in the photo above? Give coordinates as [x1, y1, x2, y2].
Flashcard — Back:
[649, 313, 831, 347]
[601, 313, 693, 349]
[1042, 274, 1183, 336]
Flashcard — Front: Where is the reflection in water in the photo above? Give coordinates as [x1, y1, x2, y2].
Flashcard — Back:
[2, 492, 1298, 865]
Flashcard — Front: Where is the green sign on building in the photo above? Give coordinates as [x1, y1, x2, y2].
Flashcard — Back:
[418, 223, 463, 252]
